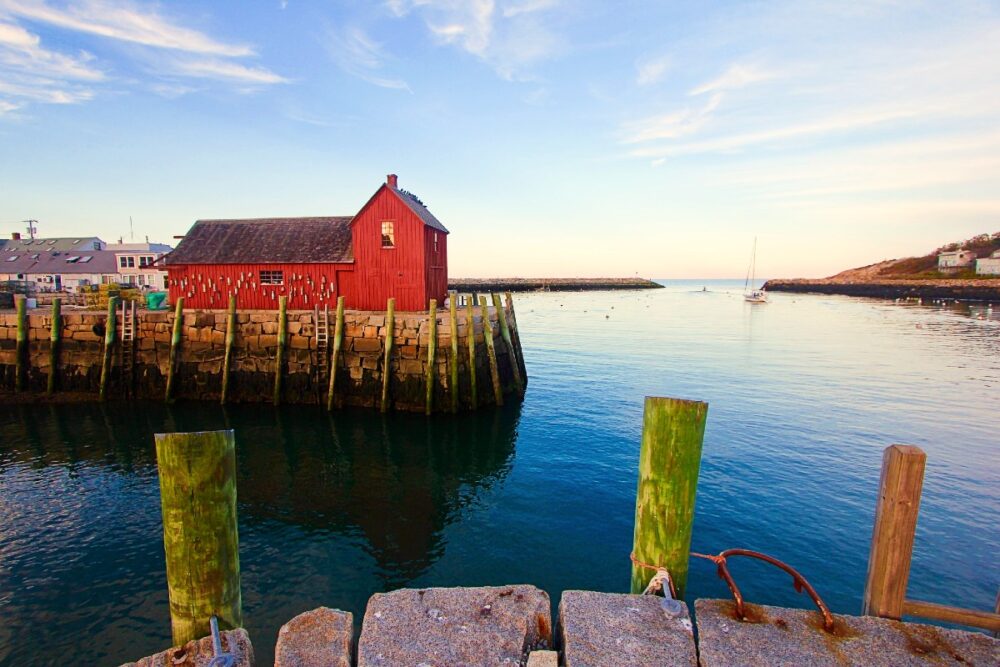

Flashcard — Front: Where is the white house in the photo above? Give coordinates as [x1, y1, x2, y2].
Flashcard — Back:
[975, 249, 1000, 276]
[937, 249, 977, 273]
[108, 242, 172, 290]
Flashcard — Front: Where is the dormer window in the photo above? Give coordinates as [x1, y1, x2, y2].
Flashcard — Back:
[381, 221, 395, 248]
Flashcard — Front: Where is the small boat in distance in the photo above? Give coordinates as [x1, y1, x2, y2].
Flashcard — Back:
[744, 237, 768, 303]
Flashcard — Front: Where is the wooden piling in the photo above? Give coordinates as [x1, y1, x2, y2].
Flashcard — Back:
[98, 296, 118, 401]
[505, 291, 528, 386]
[465, 299, 478, 408]
[47, 298, 61, 395]
[449, 291, 459, 413]
[165, 297, 184, 403]
[630, 396, 708, 598]
[326, 296, 345, 410]
[154, 429, 242, 646]
[425, 299, 438, 415]
[862, 445, 926, 620]
[492, 292, 523, 395]
[14, 296, 27, 392]
[480, 296, 503, 406]
[220, 295, 236, 405]
[273, 295, 287, 406]
[380, 297, 395, 413]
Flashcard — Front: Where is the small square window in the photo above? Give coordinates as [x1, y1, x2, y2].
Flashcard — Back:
[433, 232, 438, 253]
[260, 270, 284, 285]
[381, 221, 395, 248]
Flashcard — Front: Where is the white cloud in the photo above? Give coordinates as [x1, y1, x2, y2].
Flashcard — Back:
[387, 0, 561, 80]
[327, 26, 410, 91]
[689, 62, 777, 96]
[620, 93, 722, 144]
[0, 1, 286, 115]
[0, 0, 253, 56]
[635, 54, 669, 86]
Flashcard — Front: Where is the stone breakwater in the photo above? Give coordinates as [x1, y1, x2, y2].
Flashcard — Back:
[121, 584, 999, 666]
[0, 304, 524, 411]
[764, 278, 1000, 301]
[449, 277, 663, 292]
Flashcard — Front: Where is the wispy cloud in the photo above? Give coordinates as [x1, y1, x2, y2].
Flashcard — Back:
[387, 0, 562, 80]
[0, 0, 285, 114]
[689, 62, 777, 96]
[0, 0, 253, 56]
[327, 26, 410, 91]
[635, 54, 669, 86]
[620, 93, 722, 144]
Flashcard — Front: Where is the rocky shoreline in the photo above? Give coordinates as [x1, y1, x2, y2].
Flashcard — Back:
[448, 277, 663, 292]
[763, 278, 1000, 301]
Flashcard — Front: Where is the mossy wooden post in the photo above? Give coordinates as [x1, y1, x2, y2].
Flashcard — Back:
[47, 298, 61, 395]
[165, 297, 184, 403]
[425, 299, 438, 415]
[154, 429, 242, 646]
[631, 396, 708, 599]
[326, 296, 345, 410]
[492, 292, 523, 395]
[465, 299, 478, 408]
[862, 445, 926, 620]
[380, 297, 395, 413]
[99, 296, 118, 401]
[449, 291, 459, 413]
[220, 295, 236, 405]
[479, 296, 503, 406]
[273, 296, 287, 406]
[14, 296, 27, 392]
[505, 291, 528, 387]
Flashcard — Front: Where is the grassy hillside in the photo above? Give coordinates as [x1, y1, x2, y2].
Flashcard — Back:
[831, 232, 1000, 280]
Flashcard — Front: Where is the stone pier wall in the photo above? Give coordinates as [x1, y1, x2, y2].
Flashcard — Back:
[0, 304, 524, 411]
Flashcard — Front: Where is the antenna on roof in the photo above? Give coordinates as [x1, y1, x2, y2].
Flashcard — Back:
[22, 219, 37, 239]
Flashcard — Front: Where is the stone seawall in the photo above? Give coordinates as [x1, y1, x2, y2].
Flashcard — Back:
[763, 278, 1000, 301]
[0, 304, 524, 411]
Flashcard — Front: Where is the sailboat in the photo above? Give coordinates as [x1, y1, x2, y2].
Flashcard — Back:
[744, 237, 768, 303]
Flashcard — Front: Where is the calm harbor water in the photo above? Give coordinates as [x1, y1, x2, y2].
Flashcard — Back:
[1, 280, 998, 666]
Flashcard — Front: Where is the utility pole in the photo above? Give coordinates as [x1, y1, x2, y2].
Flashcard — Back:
[22, 219, 37, 239]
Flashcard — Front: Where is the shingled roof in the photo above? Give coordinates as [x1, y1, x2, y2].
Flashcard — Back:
[164, 217, 354, 265]
[394, 188, 449, 234]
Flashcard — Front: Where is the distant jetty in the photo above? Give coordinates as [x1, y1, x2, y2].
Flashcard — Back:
[449, 277, 663, 292]
[764, 278, 1000, 301]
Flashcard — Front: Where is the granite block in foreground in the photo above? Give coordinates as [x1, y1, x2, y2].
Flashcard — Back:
[119, 628, 254, 667]
[695, 598, 1000, 667]
[357, 585, 551, 666]
[274, 607, 353, 667]
[559, 590, 697, 667]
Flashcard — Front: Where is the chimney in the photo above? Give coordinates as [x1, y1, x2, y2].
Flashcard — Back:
[387, 174, 398, 189]
[11, 232, 20, 240]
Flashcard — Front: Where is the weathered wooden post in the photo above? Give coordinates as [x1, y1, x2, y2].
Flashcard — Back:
[220, 295, 236, 405]
[99, 296, 119, 401]
[479, 296, 503, 406]
[380, 297, 395, 413]
[154, 429, 242, 646]
[165, 297, 184, 403]
[862, 445, 926, 619]
[326, 296, 345, 410]
[492, 292, 523, 395]
[505, 291, 527, 386]
[449, 291, 459, 413]
[47, 298, 61, 395]
[273, 295, 287, 406]
[630, 396, 708, 598]
[425, 299, 438, 415]
[465, 298, 478, 408]
[14, 295, 27, 392]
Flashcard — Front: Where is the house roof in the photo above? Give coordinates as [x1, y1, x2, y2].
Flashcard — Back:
[393, 188, 449, 234]
[164, 217, 355, 265]
[0, 249, 119, 274]
[0, 237, 105, 252]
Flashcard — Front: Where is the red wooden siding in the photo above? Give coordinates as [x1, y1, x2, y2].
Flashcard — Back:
[167, 262, 354, 310]
[346, 187, 434, 311]
[424, 225, 448, 304]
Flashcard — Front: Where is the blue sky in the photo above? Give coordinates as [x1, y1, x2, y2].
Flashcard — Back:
[1, 1, 998, 278]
